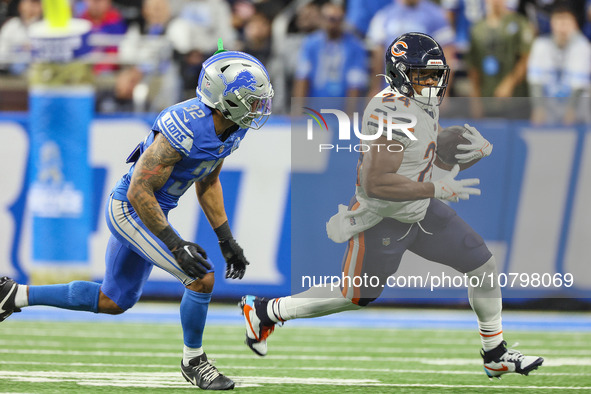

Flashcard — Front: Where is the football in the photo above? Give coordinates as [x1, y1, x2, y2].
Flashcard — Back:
[436, 125, 470, 165]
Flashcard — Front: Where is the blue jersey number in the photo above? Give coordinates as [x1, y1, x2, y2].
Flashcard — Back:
[167, 158, 222, 196]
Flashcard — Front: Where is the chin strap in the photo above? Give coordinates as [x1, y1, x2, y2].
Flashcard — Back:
[376, 73, 392, 85]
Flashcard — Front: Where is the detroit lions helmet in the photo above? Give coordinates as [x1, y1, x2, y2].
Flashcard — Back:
[196, 50, 274, 129]
[385, 32, 450, 106]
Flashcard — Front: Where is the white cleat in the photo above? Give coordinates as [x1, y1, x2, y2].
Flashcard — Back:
[239, 295, 276, 357]
[482, 341, 544, 378]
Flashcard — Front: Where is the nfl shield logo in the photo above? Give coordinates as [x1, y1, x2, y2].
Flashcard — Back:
[382, 238, 391, 246]
[218, 145, 224, 154]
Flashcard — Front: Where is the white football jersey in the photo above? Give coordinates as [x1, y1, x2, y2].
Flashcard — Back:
[356, 87, 439, 223]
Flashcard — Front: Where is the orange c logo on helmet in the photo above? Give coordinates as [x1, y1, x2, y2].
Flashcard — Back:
[391, 41, 408, 57]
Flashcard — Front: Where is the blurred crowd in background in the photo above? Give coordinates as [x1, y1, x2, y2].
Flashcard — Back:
[0, 0, 590, 123]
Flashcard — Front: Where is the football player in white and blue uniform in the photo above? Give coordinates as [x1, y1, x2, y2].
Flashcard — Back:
[240, 33, 543, 379]
[0, 44, 273, 390]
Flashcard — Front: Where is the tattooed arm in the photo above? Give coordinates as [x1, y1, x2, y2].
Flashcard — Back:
[196, 161, 250, 279]
[126, 132, 212, 279]
[127, 132, 181, 234]
[195, 160, 227, 229]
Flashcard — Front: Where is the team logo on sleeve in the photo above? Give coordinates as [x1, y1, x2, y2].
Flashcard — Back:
[162, 113, 187, 144]
[220, 70, 257, 96]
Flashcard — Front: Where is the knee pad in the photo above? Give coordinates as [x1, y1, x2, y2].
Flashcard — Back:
[463, 232, 486, 250]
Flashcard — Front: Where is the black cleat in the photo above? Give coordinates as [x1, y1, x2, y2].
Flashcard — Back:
[0, 277, 21, 322]
[181, 353, 235, 390]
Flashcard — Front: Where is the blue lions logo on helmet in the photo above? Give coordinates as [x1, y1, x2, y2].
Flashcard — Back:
[220, 70, 257, 96]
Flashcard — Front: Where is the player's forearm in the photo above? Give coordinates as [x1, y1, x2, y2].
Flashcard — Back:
[196, 177, 228, 229]
[127, 132, 181, 236]
[364, 172, 435, 202]
[127, 185, 170, 235]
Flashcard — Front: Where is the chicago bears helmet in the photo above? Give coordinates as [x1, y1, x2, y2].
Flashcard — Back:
[196, 49, 274, 129]
[385, 32, 450, 105]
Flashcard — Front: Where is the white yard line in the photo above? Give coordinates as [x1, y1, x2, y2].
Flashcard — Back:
[0, 371, 588, 390]
[356, 384, 591, 390]
[2, 327, 589, 349]
[0, 360, 588, 376]
[0, 328, 183, 340]
[0, 349, 589, 366]
[1, 339, 590, 356]
[270, 335, 591, 348]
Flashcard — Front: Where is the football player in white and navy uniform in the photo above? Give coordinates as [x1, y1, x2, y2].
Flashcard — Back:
[240, 32, 543, 379]
[0, 44, 274, 390]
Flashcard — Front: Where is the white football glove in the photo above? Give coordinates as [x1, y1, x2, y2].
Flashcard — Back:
[432, 165, 481, 202]
[455, 124, 493, 163]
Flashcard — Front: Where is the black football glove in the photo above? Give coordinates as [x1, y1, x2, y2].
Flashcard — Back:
[172, 241, 211, 279]
[215, 221, 249, 279]
[157, 226, 211, 279]
[219, 238, 249, 279]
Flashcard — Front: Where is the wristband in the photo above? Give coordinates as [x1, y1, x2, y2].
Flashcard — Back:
[214, 221, 233, 242]
[157, 225, 182, 251]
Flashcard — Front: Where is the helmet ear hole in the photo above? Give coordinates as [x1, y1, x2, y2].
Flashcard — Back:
[226, 99, 239, 108]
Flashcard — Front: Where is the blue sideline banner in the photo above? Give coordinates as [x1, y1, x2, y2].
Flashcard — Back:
[28, 88, 94, 266]
[26, 16, 94, 279]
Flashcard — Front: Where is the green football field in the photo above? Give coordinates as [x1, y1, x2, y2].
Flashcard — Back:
[1, 309, 590, 393]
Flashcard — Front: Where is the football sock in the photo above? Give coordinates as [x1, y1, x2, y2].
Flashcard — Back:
[478, 319, 504, 352]
[28, 281, 101, 312]
[466, 256, 504, 351]
[14, 285, 28, 308]
[180, 288, 211, 349]
[264, 285, 360, 323]
[182, 345, 204, 367]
